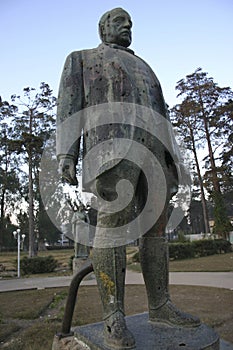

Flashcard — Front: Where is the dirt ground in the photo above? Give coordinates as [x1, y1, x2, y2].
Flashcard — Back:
[0, 284, 232, 350]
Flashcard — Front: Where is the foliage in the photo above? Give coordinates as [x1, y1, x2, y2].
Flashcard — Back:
[46, 245, 74, 250]
[20, 255, 58, 275]
[0, 216, 18, 250]
[37, 206, 61, 244]
[12, 84, 56, 257]
[49, 291, 67, 309]
[132, 240, 232, 262]
[188, 198, 209, 233]
[69, 255, 74, 270]
[212, 191, 233, 239]
[0, 84, 57, 255]
[192, 239, 231, 256]
[0, 99, 22, 246]
[169, 242, 195, 260]
[171, 68, 233, 237]
[169, 239, 232, 260]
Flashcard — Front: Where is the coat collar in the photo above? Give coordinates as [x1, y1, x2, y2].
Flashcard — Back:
[98, 43, 135, 55]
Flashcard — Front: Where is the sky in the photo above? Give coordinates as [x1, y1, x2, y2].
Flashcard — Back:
[1, 0, 233, 108]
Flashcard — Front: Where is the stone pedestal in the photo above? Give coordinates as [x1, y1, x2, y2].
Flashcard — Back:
[73, 313, 219, 350]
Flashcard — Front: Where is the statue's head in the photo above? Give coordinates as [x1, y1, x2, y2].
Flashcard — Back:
[99, 8, 132, 47]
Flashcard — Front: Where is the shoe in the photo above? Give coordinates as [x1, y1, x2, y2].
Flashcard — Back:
[104, 311, 136, 349]
[149, 299, 201, 328]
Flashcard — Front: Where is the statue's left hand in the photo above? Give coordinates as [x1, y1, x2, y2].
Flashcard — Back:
[58, 157, 78, 186]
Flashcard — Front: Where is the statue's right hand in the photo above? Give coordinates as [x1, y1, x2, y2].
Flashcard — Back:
[58, 157, 78, 186]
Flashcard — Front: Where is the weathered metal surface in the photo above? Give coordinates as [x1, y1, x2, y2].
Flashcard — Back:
[74, 313, 220, 350]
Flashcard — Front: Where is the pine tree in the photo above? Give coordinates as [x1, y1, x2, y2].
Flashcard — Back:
[172, 68, 233, 238]
[11, 83, 56, 256]
[171, 97, 210, 233]
[0, 98, 22, 247]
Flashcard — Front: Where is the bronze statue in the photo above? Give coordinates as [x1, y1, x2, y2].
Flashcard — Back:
[57, 8, 200, 349]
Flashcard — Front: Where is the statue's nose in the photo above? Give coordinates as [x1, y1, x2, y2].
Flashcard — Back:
[122, 18, 132, 29]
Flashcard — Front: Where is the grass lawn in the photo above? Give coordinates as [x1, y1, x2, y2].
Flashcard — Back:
[0, 248, 232, 349]
[1, 248, 233, 277]
[0, 285, 232, 349]
[169, 252, 233, 272]
[127, 249, 233, 273]
[0, 249, 74, 278]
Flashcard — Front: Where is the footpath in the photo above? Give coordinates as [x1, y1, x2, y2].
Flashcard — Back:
[0, 270, 233, 292]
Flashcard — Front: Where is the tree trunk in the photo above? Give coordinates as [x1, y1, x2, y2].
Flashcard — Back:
[199, 95, 221, 193]
[28, 109, 36, 257]
[190, 128, 210, 233]
[0, 188, 6, 247]
[0, 139, 8, 246]
[198, 89, 231, 238]
[28, 150, 36, 257]
[203, 118, 221, 193]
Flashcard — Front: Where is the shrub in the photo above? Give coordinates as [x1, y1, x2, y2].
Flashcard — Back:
[214, 239, 232, 253]
[20, 256, 58, 275]
[192, 240, 217, 257]
[169, 239, 232, 260]
[169, 243, 195, 260]
[129, 239, 231, 262]
[69, 255, 74, 270]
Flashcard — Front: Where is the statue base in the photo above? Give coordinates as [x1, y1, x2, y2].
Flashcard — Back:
[71, 312, 220, 350]
[52, 312, 233, 349]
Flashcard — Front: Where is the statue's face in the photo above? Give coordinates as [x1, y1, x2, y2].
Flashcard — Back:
[102, 9, 132, 47]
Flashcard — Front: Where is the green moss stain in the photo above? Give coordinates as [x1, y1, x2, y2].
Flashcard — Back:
[99, 271, 115, 296]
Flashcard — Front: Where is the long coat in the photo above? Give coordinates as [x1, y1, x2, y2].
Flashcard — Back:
[56, 43, 180, 193]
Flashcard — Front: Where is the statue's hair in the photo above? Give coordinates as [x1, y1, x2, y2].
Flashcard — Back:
[98, 7, 129, 41]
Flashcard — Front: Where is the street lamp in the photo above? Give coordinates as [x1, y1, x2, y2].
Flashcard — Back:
[13, 229, 26, 278]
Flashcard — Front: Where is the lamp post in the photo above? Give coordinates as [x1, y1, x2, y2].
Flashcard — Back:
[13, 229, 26, 278]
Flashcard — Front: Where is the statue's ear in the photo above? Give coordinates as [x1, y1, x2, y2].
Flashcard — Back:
[101, 25, 106, 37]
[99, 24, 105, 42]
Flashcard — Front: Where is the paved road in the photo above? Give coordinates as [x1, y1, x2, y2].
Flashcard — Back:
[0, 271, 233, 292]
